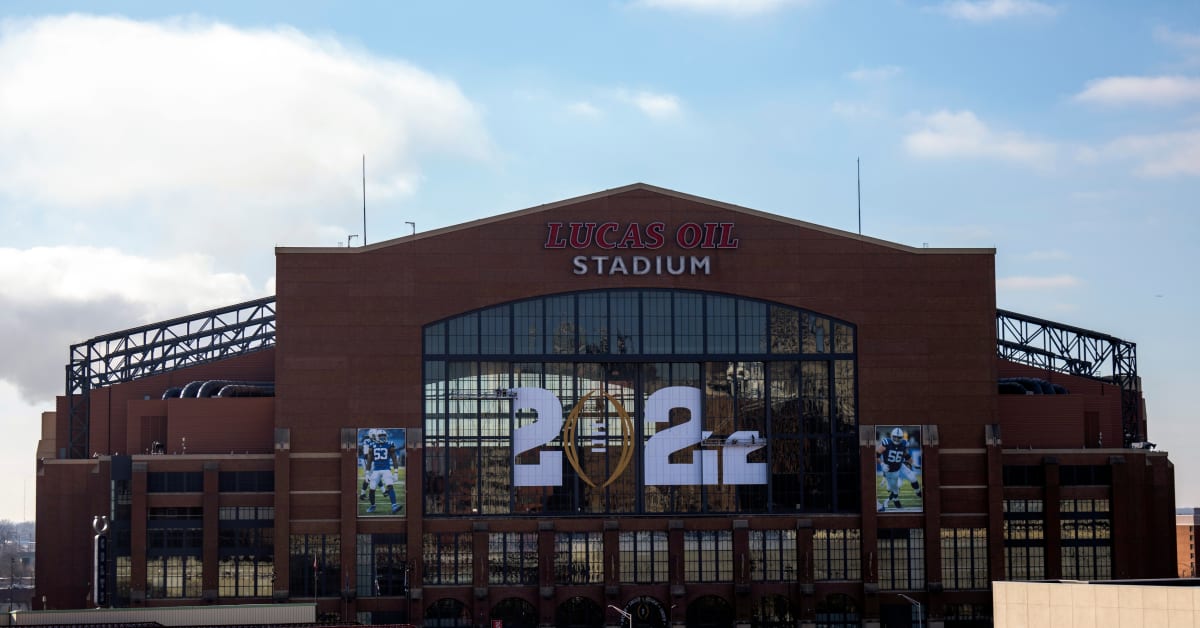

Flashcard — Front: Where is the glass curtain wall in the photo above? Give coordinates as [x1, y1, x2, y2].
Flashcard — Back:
[424, 289, 858, 516]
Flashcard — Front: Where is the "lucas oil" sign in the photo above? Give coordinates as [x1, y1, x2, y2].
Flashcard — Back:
[544, 221, 739, 276]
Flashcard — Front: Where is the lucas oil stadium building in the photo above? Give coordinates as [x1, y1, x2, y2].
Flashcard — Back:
[35, 184, 1176, 628]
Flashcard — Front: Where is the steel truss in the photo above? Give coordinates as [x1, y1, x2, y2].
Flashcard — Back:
[61, 302, 1142, 458]
[996, 309, 1141, 447]
[65, 296, 276, 459]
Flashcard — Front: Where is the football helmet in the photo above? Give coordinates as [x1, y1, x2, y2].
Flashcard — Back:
[891, 427, 905, 440]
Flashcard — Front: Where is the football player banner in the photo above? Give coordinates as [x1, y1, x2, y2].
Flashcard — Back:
[357, 428, 407, 517]
[874, 425, 924, 513]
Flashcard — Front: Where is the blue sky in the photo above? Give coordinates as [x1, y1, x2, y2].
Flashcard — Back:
[0, 0, 1197, 521]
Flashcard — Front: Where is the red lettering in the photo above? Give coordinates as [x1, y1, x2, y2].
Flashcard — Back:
[618, 223, 645, 249]
[568, 222, 597, 249]
[596, 222, 620, 249]
[544, 223, 567, 249]
[700, 223, 720, 248]
[644, 222, 666, 249]
[717, 223, 739, 249]
[676, 223, 702, 249]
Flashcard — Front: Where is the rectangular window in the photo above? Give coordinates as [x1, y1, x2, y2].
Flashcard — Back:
[289, 534, 341, 597]
[1002, 465, 1044, 487]
[1061, 498, 1112, 580]
[489, 532, 538, 585]
[555, 532, 603, 584]
[940, 528, 988, 590]
[674, 293, 704, 354]
[218, 556, 273, 598]
[513, 301, 544, 355]
[146, 556, 202, 598]
[878, 528, 924, 591]
[620, 531, 669, 584]
[146, 472, 203, 492]
[448, 313, 479, 355]
[423, 532, 472, 585]
[1003, 499, 1045, 581]
[813, 529, 860, 581]
[769, 306, 800, 354]
[357, 533, 407, 597]
[749, 529, 797, 582]
[545, 295, 576, 355]
[610, 291, 639, 354]
[684, 530, 733, 583]
[480, 307, 511, 354]
[738, 300, 767, 353]
[218, 471, 274, 492]
[706, 295, 736, 354]
[643, 293, 672, 354]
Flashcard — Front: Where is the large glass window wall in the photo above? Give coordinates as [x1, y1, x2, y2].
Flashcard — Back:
[424, 290, 858, 516]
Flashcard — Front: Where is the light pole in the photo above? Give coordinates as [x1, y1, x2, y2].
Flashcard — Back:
[607, 604, 632, 626]
[896, 593, 923, 628]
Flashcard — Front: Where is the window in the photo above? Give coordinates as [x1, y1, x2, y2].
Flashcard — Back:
[424, 290, 859, 516]
[146, 471, 203, 492]
[555, 532, 603, 584]
[749, 529, 797, 582]
[684, 530, 732, 582]
[489, 532, 538, 585]
[813, 529, 860, 581]
[218, 556, 273, 598]
[423, 532, 472, 585]
[289, 534, 340, 597]
[1060, 465, 1112, 486]
[878, 529, 924, 590]
[1061, 498, 1112, 580]
[620, 531, 668, 584]
[146, 556, 202, 598]
[941, 528, 988, 590]
[1002, 465, 1044, 487]
[218, 471, 274, 492]
[358, 534, 408, 596]
[1003, 499, 1044, 581]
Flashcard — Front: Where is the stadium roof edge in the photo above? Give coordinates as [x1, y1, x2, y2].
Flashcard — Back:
[275, 182, 997, 256]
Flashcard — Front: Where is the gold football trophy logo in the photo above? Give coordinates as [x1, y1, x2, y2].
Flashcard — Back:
[561, 390, 636, 488]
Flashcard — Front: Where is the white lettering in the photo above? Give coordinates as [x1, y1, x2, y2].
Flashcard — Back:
[632, 256, 651, 275]
[570, 255, 712, 276]
[609, 256, 628, 275]
[572, 256, 588, 275]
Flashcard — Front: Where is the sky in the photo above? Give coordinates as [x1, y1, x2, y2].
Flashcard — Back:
[0, 0, 1197, 522]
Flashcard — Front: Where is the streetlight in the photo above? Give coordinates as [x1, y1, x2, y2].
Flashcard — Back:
[607, 604, 632, 626]
[896, 593, 923, 628]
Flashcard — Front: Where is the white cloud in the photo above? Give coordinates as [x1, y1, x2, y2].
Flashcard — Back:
[1154, 26, 1200, 52]
[904, 110, 1055, 167]
[0, 246, 264, 403]
[931, 0, 1059, 22]
[997, 274, 1081, 290]
[1079, 130, 1200, 177]
[615, 90, 683, 119]
[847, 65, 903, 82]
[632, 0, 811, 17]
[1074, 76, 1200, 107]
[0, 14, 491, 255]
[567, 101, 603, 117]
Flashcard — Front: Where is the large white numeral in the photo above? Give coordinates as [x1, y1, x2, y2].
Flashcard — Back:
[512, 387, 564, 487]
[643, 386, 718, 486]
[721, 430, 768, 485]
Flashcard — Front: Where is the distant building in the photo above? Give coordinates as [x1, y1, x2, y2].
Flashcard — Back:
[1179, 508, 1199, 578]
[34, 184, 1178, 627]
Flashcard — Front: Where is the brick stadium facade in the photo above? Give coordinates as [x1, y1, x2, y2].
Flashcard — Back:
[35, 184, 1176, 628]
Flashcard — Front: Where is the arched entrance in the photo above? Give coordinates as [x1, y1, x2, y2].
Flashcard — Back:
[426, 598, 471, 628]
[492, 597, 538, 628]
[685, 595, 734, 628]
[752, 594, 795, 628]
[556, 596, 604, 628]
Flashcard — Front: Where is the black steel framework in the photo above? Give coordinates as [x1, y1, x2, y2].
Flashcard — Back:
[995, 309, 1141, 447]
[64, 296, 275, 458]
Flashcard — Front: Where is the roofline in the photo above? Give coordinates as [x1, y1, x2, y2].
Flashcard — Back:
[277, 182, 996, 255]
